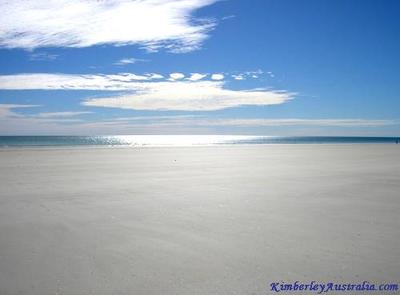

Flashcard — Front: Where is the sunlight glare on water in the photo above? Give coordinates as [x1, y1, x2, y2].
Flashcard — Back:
[109, 135, 263, 146]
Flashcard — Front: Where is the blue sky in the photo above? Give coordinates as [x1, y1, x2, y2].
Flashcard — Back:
[0, 0, 399, 135]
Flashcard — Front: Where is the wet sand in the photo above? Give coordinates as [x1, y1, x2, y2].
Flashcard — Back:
[0, 145, 399, 295]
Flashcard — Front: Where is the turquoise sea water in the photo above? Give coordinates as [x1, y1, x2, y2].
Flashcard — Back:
[0, 135, 399, 148]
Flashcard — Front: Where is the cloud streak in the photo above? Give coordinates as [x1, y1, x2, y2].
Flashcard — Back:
[29, 52, 59, 61]
[0, 0, 218, 52]
[34, 111, 92, 118]
[83, 81, 293, 111]
[0, 73, 294, 111]
[0, 104, 38, 118]
[113, 58, 148, 66]
[198, 118, 397, 127]
[92, 117, 396, 128]
[0, 73, 164, 89]
[1, 104, 397, 135]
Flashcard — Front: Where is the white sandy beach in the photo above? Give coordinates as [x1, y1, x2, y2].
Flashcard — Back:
[0, 145, 399, 295]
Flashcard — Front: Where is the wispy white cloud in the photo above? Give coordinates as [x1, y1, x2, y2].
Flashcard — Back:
[211, 73, 224, 80]
[232, 74, 245, 80]
[0, 72, 293, 111]
[0, 104, 89, 122]
[198, 118, 397, 127]
[0, 73, 165, 90]
[147, 73, 164, 80]
[231, 70, 265, 80]
[187, 73, 207, 81]
[34, 111, 92, 118]
[111, 114, 200, 122]
[0, 104, 87, 135]
[0, 104, 39, 118]
[92, 117, 396, 128]
[0, 0, 218, 52]
[246, 69, 263, 79]
[83, 81, 293, 111]
[78, 117, 397, 136]
[221, 15, 236, 21]
[1, 104, 397, 135]
[29, 52, 59, 61]
[169, 72, 185, 80]
[113, 57, 148, 66]
[0, 71, 273, 89]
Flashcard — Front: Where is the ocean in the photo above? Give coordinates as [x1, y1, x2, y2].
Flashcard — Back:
[0, 135, 399, 148]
